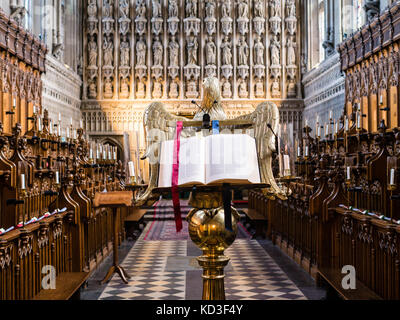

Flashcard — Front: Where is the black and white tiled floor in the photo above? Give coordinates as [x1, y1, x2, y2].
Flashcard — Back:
[81, 200, 325, 301]
[99, 240, 187, 300]
[93, 227, 308, 300]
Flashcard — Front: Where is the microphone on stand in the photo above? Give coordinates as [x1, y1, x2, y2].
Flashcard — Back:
[191, 100, 210, 129]
[191, 100, 207, 114]
[267, 124, 279, 153]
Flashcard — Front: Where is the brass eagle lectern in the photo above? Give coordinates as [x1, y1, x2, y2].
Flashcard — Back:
[135, 77, 285, 300]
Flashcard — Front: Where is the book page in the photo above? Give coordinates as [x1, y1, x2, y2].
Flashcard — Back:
[205, 134, 261, 185]
[158, 136, 206, 187]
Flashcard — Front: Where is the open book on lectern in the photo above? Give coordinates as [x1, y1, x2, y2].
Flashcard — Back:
[158, 134, 261, 188]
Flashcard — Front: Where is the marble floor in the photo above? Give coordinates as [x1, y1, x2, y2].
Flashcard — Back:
[80, 200, 326, 300]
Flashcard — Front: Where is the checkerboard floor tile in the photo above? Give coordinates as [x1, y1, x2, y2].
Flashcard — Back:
[98, 222, 307, 300]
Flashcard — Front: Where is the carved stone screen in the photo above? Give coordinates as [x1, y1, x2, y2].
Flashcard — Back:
[82, 0, 303, 172]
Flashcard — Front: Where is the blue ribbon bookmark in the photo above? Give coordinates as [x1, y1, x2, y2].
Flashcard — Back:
[212, 120, 220, 134]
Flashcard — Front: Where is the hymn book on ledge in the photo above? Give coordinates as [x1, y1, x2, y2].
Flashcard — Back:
[157, 134, 261, 188]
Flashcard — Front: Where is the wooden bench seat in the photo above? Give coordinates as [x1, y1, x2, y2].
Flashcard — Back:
[33, 272, 89, 300]
[318, 267, 382, 300]
[124, 207, 148, 239]
[241, 208, 267, 238]
[125, 208, 147, 222]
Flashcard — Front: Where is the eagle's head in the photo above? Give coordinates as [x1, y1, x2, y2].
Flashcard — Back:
[202, 76, 222, 111]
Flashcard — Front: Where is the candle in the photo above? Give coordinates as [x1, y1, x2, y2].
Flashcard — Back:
[345, 116, 349, 131]
[305, 146, 309, 157]
[70, 117, 73, 126]
[73, 129, 77, 140]
[356, 111, 361, 129]
[380, 95, 383, 105]
[96, 146, 100, 159]
[66, 127, 70, 138]
[20, 174, 26, 190]
[108, 147, 112, 160]
[297, 146, 301, 157]
[329, 110, 333, 120]
[113, 147, 117, 160]
[390, 168, 395, 185]
[283, 155, 291, 176]
[80, 120, 83, 128]
[33, 105, 37, 114]
[335, 121, 338, 134]
[317, 125, 321, 138]
[49, 120, 53, 134]
[58, 125, 61, 136]
[128, 161, 135, 177]
[58, 113, 61, 122]
[346, 167, 351, 181]
[305, 119, 308, 127]
[55, 171, 60, 184]
[325, 123, 329, 137]
[13, 97, 16, 108]
[89, 148, 93, 159]
[38, 117, 42, 132]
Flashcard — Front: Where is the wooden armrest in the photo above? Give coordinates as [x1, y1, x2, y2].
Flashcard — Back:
[93, 191, 133, 208]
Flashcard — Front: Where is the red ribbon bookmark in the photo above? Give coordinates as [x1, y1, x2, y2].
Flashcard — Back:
[172, 121, 183, 232]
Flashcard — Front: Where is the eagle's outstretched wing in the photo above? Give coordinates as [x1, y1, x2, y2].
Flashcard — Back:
[134, 102, 193, 206]
[233, 101, 285, 198]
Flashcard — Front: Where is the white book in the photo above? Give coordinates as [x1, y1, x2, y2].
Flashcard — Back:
[158, 134, 261, 188]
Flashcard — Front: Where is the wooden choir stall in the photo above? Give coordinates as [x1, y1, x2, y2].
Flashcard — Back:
[248, 4, 400, 300]
[0, 10, 136, 300]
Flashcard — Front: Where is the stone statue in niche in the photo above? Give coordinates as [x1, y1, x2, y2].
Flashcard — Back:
[120, 38, 130, 66]
[104, 78, 113, 97]
[186, 0, 198, 17]
[206, 0, 216, 18]
[239, 79, 248, 97]
[187, 36, 198, 65]
[286, 0, 296, 17]
[88, 0, 97, 18]
[136, 0, 146, 19]
[120, 78, 130, 96]
[222, 80, 232, 98]
[272, 79, 280, 97]
[221, 36, 232, 66]
[270, 0, 281, 17]
[270, 35, 280, 66]
[221, 0, 231, 18]
[103, 0, 113, 18]
[287, 37, 296, 66]
[169, 0, 179, 17]
[137, 81, 145, 98]
[254, 35, 264, 66]
[88, 36, 98, 67]
[89, 81, 97, 98]
[254, 0, 264, 17]
[169, 81, 179, 98]
[169, 36, 180, 67]
[153, 38, 163, 66]
[238, 0, 249, 19]
[153, 81, 162, 98]
[238, 36, 249, 66]
[103, 36, 114, 67]
[152, 0, 162, 18]
[136, 37, 147, 66]
[119, 0, 129, 18]
[205, 37, 216, 65]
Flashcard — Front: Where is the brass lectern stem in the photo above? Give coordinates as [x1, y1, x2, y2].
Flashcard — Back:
[197, 254, 230, 300]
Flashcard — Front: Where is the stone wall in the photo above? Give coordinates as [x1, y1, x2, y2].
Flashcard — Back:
[81, 0, 304, 175]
